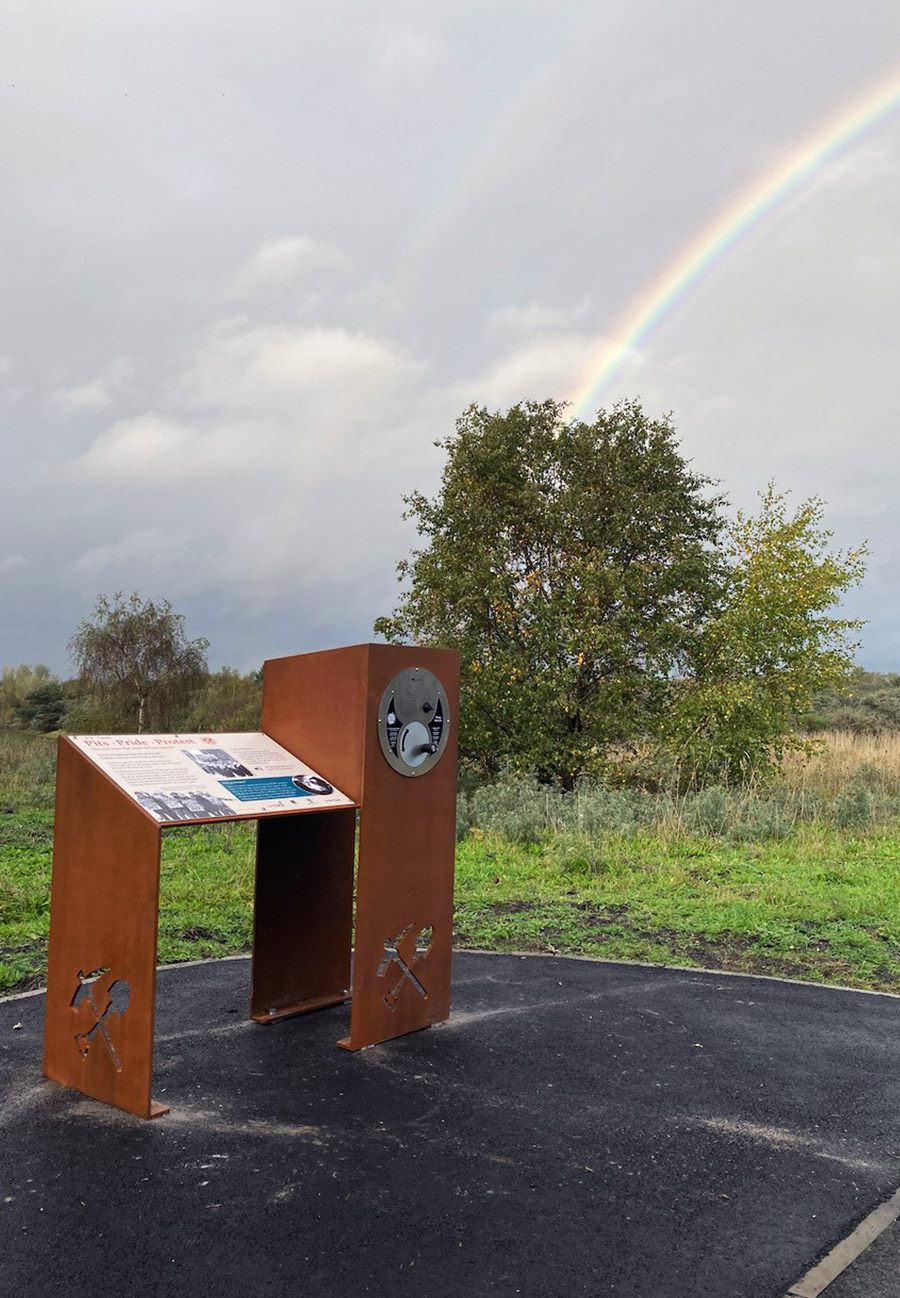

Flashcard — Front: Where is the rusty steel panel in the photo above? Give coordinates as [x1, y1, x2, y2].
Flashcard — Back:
[344, 644, 459, 1049]
[261, 643, 460, 1052]
[251, 807, 356, 1023]
[42, 738, 166, 1119]
[262, 645, 370, 803]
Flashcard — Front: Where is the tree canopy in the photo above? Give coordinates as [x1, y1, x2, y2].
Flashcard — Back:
[0, 663, 55, 728]
[15, 681, 68, 732]
[376, 400, 866, 786]
[68, 592, 209, 733]
[375, 399, 727, 783]
[664, 486, 867, 782]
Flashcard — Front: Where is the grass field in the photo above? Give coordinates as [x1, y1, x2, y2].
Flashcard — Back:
[3, 729, 900, 995]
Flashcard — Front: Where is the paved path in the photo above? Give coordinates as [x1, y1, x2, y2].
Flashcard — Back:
[3, 953, 900, 1297]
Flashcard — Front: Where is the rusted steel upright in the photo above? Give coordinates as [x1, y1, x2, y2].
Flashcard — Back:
[42, 738, 167, 1119]
[250, 807, 357, 1023]
[262, 643, 460, 1050]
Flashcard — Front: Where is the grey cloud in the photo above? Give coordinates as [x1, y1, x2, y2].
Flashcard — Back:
[1, 0, 899, 672]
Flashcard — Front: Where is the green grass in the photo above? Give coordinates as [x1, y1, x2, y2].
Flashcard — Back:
[157, 822, 256, 964]
[3, 729, 900, 995]
[0, 732, 56, 991]
[0, 730, 261, 991]
[454, 829, 900, 990]
[0, 811, 258, 992]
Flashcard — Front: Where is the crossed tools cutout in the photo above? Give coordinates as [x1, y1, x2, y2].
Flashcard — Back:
[377, 925, 434, 1010]
[71, 969, 131, 1071]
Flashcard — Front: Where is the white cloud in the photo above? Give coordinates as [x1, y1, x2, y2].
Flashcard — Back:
[51, 358, 133, 414]
[78, 412, 252, 483]
[53, 377, 115, 412]
[176, 321, 419, 414]
[457, 333, 601, 410]
[229, 236, 351, 297]
[484, 300, 591, 341]
[4, 2, 900, 671]
[0, 553, 26, 572]
[80, 413, 191, 477]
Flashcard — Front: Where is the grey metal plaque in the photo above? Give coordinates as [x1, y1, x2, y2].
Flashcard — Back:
[377, 667, 451, 776]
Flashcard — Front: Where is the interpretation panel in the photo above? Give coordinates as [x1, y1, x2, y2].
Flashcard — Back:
[44, 735, 358, 1119]
[67, 732, 354, 824]
[45, 644, 459, 1120]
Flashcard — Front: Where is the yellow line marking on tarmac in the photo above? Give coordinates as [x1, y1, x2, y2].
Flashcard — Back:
[786, 1185, 900, 1296]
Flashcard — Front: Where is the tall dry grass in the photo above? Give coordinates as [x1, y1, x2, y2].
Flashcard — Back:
[460, 730, 900, 845]
[780, 730, 900, 796]
[0, 729, 57, 803]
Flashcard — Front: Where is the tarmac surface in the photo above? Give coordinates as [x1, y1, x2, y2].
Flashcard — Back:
[3, 952, 900, 1298]
[823, 1219, 900, 1298]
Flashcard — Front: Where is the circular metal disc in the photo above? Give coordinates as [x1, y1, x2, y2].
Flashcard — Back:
[377, 667, 451, 776]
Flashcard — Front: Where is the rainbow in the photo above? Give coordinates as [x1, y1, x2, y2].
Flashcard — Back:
[568, 63, 900, 421]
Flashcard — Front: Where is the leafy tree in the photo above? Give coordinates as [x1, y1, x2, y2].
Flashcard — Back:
[183, 666, 262, 731]
[68, 593, 209, 733]
[663, 486, 867, 782]
[375, 399, 727, 784]
[0, 663, 54, 727]
[15, 681, 68, 732]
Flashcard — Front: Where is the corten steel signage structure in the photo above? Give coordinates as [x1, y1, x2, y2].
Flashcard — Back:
[42, 643, 459, 1119]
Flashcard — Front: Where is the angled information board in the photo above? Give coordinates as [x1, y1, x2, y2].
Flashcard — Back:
[68, 732, 355, 824]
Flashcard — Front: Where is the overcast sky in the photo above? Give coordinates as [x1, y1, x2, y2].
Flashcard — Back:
[2, 1, 899, 675]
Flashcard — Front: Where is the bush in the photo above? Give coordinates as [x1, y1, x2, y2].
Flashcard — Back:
[851, 762, 900, 794]
[470, 778, 553, 843]
[833, 784, 871, 829]
[867, 792, 900, 823]
[566, 784, 652, 834]
[0, 731, 57, 806]
[685, 786, 729, 836]
[15, 682, 68, 732]
[456, 792, 473, 842]
[462, 758, 900, 847]
[728, 803, 793, 842]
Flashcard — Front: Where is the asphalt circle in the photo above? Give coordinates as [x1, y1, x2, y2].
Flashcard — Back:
[3, 953, 900, 1297]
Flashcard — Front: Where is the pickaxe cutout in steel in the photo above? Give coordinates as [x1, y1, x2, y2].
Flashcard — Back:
[71, 970, 131, 1072]
[377, 925, 434, 1010]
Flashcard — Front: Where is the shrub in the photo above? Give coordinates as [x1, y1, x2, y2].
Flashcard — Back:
[15, 682, 68, 732]
[462, 742, 900, 847]
[456, 793, 472, 843]
[728, 803, 793, 842]
[833, 783, 871, 829]
[685, 786, 728, 836]
[470, 777, 552, 844]
[567, 784, 654, 834]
